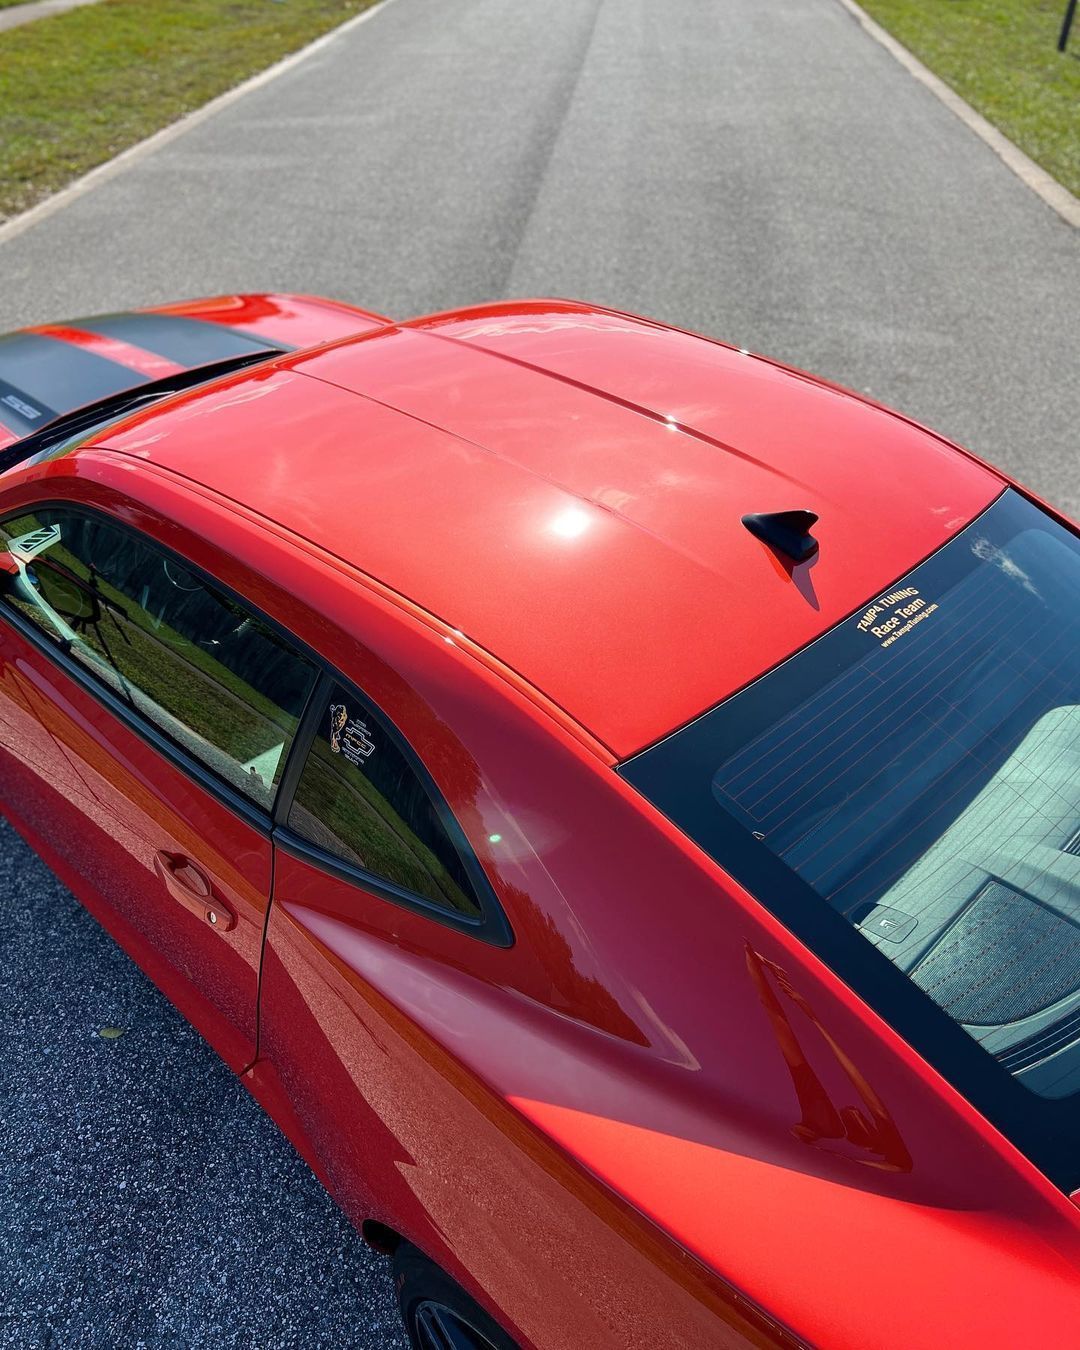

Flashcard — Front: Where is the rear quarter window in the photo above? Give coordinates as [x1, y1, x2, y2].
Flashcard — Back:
[286, 681, 484, 919]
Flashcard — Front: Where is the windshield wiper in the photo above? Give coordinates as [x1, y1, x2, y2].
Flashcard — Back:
[0, 350, 278, 475]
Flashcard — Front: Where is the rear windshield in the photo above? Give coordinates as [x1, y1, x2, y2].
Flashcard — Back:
[622, 490, 1080, 1188]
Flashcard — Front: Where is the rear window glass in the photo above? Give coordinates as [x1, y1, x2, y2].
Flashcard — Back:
[622, 492, 1080, 1183]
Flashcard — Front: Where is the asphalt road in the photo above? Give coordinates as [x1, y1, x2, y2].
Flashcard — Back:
[0, 820, 408, 1350]
[1, 0, 1078, 1346]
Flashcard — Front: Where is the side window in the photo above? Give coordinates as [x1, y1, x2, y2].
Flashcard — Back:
[0, 507, 317, 809]
[287, 681, 483, 918]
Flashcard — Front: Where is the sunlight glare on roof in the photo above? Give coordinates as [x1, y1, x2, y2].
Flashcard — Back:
[549, 506, 591, 540]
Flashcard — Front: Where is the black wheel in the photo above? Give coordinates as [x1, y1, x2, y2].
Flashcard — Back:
[393, 1242, 519, 1350]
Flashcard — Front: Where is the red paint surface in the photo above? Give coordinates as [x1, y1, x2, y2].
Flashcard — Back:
[0, 298, 1078, 1348]
[26, 325, 186, 379]
[0, 293, 388, 445]
[145, 291, 391, 349]
[98, 300, 1000, 755]
[0, 604, 269, 1070]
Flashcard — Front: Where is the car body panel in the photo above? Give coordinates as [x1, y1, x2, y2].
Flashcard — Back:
[22, 641, 270, 1069]
[253, 572, 1080, 1349]
[1, 297, 1078, 1348]
[1, 788, 263, 1072]
[0, 481, 283, 1069]
[259, 893, 795, 1350]
[0, 292, 388, 450]
[144, 291, 391, 350]
[95, 300, 1001, 756]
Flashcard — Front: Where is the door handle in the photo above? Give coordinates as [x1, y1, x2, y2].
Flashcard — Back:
[153, 850, 236, 931]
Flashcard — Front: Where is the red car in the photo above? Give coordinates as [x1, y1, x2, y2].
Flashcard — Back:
[1, 293, 1079, 1349]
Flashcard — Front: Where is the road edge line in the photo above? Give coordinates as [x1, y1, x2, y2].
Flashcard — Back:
[835, 0, 1080, 229]
[0, 0, 401, 247]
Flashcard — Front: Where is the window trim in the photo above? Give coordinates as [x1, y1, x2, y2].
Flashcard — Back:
[0, 501, 513, 947]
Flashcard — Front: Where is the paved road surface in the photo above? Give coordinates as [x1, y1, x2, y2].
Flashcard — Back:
[0, 820, 407, 1349]
[1, 0, 1077, 1345]
[0, 0, 103, 36]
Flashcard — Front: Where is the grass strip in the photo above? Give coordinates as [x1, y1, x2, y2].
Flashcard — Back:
[857, 0, 1080, 199]
[0, 0, 379, 220]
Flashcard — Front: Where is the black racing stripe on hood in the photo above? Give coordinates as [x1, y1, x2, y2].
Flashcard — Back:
[0, 331, 148, 420]
[71, 312, 284, 365]
[0, 379, 58, 437]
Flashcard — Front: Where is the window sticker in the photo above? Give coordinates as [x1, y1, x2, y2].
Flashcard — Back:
[329, 703, 347, 752]
[7, 525, 61, 563]
[855, 585, 939, 649]
[328, 702, 376, 767]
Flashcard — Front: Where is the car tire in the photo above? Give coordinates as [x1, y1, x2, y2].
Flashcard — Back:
[393, 1242, 519, 1350]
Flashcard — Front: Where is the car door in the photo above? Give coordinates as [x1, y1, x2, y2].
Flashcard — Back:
[0, 575, 76, 847]
[257, 672, 512, 1213]
[0, 503, 318, 1069]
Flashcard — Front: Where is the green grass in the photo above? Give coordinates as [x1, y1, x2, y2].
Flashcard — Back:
[0, 0, 378, 220]
[858, 0, 1080, 199]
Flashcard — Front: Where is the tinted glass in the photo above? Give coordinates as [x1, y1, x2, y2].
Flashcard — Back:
[0, 508, 317, 808]
[622, 493, 1080, 1183]
[288, 682, 482, 917]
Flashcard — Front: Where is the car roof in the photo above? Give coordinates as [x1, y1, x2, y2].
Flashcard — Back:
[88, 299, 1002, 757]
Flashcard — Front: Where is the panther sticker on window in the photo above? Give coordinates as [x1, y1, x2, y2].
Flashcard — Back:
[329, 703, 376, 766]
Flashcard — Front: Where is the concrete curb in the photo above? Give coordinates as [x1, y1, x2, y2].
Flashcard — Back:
[0, 0, 401, 247]
[0, 0, 104, 35]
[835, 0, 1080, 229]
